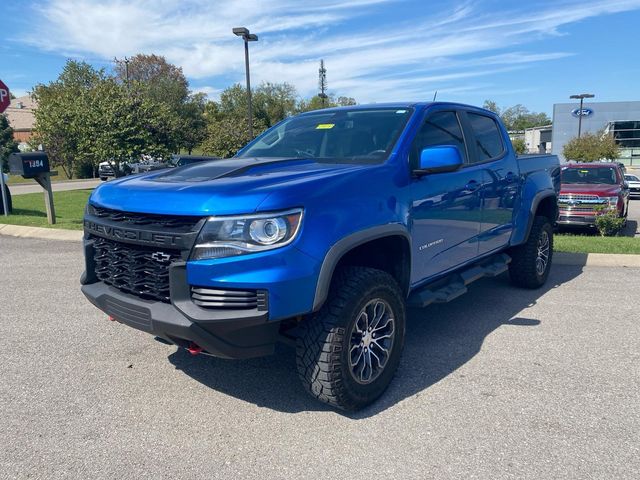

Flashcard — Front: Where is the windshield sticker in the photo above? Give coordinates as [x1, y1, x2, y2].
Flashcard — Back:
[316, 123, 335, 129]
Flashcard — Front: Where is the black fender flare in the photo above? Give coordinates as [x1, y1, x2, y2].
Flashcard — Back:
[312, 224, 412, 312]
[523, 190, 558, 244]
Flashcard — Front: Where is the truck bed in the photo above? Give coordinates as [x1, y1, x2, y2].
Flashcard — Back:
[516, 154, 559, 175]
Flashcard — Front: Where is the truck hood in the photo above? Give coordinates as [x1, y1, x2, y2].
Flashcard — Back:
[560, 183, 620, 196]
[89, 157, 374, 215]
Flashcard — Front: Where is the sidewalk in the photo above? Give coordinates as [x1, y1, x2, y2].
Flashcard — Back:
[8, 179, 102, 196]
[0, 223, 83, 241]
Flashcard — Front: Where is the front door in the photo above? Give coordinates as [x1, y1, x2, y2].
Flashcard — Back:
[409, 110, 483, 284]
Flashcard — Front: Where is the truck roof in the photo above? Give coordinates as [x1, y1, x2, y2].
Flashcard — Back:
[299, 101, 491, 115]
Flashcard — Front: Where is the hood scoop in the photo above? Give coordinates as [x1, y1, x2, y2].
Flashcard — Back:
[150, 157, 306, 183]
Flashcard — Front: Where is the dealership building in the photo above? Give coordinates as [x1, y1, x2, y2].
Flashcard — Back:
[552, 100, 640, 165]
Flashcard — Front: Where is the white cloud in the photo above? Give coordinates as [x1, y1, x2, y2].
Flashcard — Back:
[190, 85, 223, 100]
[19, 0, 640, 102]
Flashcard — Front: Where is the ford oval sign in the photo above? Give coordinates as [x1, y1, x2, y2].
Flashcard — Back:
[571, 108, 593, 117]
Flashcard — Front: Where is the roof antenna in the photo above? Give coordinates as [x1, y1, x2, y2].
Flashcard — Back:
[433, 90, 438, 101]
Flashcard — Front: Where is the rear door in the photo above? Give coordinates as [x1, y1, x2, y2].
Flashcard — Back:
[462, 111, 519, 255]
[409, 108, 483, 283]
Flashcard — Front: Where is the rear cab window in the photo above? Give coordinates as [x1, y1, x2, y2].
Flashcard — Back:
[467, 112, 505, 163]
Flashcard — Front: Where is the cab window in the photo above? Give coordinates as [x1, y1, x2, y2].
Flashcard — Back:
[410, 111, 467, 166]
[467, 113, 504, 162]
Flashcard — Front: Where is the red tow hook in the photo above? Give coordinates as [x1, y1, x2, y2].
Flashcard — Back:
[187, 343, 203, 355]
[108, 316, 116, 321]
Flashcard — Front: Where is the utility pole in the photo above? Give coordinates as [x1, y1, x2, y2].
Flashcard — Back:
[124, 57, 130, 88]
[114, 57, 131, 89]
[318, 59, 328, 107]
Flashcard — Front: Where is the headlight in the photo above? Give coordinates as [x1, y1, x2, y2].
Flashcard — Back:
[191, 209, 303, 260]
[605, 196, 620, 207]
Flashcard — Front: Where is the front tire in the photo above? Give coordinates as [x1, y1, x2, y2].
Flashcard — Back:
[296, 267, 406, 411]
[509, 216, 553, 289]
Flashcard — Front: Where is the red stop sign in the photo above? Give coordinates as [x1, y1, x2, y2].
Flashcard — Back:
[0, 80, 10, 114]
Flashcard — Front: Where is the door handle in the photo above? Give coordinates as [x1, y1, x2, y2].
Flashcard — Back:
[505, 172, 517, 183]
[465, 180, 480, 192]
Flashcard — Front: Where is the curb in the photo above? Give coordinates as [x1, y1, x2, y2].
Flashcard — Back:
[1, 223, 640, 268]
[0, 223, 83, 242]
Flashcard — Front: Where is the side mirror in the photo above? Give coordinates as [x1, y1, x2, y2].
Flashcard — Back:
[414, 146, 463, 176]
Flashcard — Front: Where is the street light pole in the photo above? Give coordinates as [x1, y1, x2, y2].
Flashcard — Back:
[233, 27, 258, 139]
[570, 93, 595, 138]
[244, 38, 253, 139]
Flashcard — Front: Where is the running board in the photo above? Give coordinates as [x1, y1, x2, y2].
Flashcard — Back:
[407, 253, 511, 308]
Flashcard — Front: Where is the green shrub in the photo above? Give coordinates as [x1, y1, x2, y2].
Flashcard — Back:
[594, 210, 625, 237]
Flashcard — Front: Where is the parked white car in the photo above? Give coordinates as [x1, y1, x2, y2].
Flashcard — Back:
[625, 173, 640, 197]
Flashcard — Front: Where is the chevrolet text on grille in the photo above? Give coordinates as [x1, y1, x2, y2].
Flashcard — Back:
[83, 220, 183, 247]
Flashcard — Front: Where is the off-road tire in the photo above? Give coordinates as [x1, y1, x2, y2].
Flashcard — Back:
[509, 215, 553, 289]
[296, 267, 406, 411]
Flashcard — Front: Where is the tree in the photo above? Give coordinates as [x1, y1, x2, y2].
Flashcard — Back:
[114, 54, 193, 154]
[201, 117, 267, 158]
[562, 132, 620, 162]
[201, 82, 299, 157]
[482, 100, 550, 131]
[85, 79, 178, 175]
[114, 54, 189, 109]
[511, 137, 526, 154]
[177, 92, 207, 154]
[297, 93, 357, 112]
[253, 82, 298, 127]
[1, 115, 19, 173]
[32, 60, 105, 179]
[482, 100, 500, 115]
[215, 82, 299, 127]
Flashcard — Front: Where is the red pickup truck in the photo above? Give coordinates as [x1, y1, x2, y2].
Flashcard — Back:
[558, 163, 629, 228]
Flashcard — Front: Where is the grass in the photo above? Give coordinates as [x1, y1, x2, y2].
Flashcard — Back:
[554, 233, 640, 254]
[3, 189, 91, 230]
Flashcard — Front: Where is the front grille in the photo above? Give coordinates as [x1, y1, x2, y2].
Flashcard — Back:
[560, 206, 598, 212]
[191, 287, 268, 310]
[92, 236, 180, 302]
[558, 194, 601, 202]
[87, 204, 201, 232]
[558, 193, 607, 213]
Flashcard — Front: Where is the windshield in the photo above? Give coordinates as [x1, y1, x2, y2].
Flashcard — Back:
[624, 174, 639, 181]
[561, 167, 618, 185]
[237, 108, 413, 163]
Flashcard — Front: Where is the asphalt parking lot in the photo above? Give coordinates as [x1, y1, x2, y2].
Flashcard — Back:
[1, 236, 639, 479]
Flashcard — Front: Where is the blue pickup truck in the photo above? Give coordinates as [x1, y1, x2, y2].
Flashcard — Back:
[81, 102, 560, 410]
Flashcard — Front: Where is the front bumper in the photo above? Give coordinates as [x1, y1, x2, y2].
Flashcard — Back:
[557, 214, 597, 227]
[81, 265, 279, 359]
[81, 232, 280, 359]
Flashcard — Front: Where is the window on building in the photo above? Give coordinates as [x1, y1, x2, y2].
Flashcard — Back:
[610, 121, 640, 148]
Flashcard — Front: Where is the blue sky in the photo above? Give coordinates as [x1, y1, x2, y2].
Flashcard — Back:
[2, 0, 640, 114]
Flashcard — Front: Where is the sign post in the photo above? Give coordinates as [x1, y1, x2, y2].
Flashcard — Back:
[9, 152, 57, 224]
[0, 79, 11, 217]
